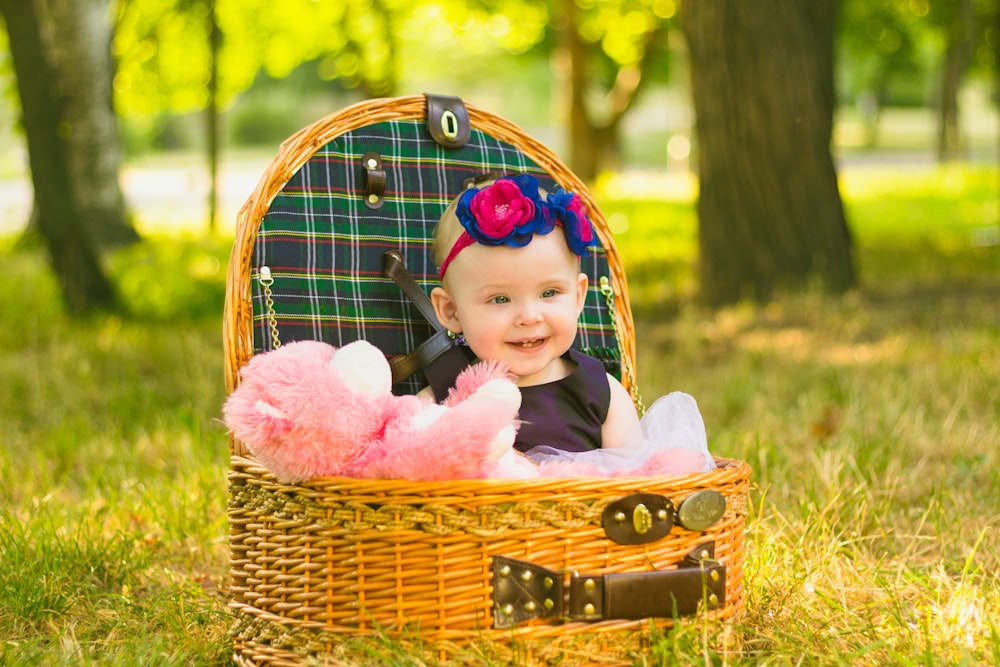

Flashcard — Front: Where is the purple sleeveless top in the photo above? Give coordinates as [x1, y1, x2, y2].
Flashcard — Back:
[514, 349, 610, 453]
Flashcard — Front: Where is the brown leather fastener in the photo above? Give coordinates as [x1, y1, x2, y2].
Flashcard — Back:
[425, 94, 470, 148]
[382, 251, 473, 399]
[492, 542, 724, 629]
[362, 152, 385, 209]
[602, 492, 674, 545]
[386, 328, 455, 384]
[580, 562, 725, 620]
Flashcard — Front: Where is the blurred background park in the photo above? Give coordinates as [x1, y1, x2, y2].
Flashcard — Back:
[1, 0, 999, 665]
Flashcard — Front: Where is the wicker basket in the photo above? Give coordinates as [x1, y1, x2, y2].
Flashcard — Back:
[224, 95, 751, 665]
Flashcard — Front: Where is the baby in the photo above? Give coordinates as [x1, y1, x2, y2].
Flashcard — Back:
[429, 173, 639, 455]
[429, 173, 714, 473]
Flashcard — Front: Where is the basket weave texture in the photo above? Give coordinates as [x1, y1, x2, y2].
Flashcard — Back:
[224, 95, 751, 665]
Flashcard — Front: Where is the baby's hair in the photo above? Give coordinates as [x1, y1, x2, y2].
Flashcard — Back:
[462, 171, 505, 190]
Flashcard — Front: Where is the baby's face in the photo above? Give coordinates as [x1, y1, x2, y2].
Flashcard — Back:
[441, 232, 587, 386]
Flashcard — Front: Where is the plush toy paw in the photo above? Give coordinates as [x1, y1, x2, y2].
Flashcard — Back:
[358, 362, 525, 481]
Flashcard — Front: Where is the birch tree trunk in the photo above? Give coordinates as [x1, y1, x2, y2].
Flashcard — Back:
[45, 0, 137, 245]
[0, 0, 117, 313]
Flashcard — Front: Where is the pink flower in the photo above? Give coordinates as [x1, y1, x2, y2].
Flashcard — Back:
[469, 179, 536, 239]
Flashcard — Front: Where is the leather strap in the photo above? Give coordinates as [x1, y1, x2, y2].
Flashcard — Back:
[382, 251, 473, 400]
[362, 152, 385, 209]
[386, 332, 450, 384]
[492, 543, 724, 629]
[425, 94, 471, 148]
[383, 251, 441, 327]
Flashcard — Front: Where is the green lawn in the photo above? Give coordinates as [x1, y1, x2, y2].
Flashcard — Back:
[1, 164, 997, 665]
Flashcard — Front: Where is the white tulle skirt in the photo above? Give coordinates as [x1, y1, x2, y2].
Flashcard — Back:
[522, 392, 716, 477]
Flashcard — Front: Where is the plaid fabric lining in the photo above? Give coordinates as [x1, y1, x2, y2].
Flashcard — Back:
[252, 119, 621, 394]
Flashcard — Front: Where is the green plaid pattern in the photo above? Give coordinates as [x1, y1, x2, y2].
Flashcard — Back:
[252, 119, 622, 394]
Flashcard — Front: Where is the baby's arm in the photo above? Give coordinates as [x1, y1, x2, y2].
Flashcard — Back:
[600, 375, 641, 449]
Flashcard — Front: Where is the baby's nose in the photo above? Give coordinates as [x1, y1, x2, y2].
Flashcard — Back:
[516, 302, 543, 325]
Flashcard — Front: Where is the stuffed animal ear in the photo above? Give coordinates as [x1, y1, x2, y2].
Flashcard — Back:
[223, 396, 292, 447]
[329, 340, 392, 400]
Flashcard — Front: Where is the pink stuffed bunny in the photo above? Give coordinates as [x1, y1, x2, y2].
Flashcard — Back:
[223, 340, 527, 483]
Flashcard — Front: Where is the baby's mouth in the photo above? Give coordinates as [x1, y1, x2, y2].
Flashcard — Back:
[511, 339, 544, 349]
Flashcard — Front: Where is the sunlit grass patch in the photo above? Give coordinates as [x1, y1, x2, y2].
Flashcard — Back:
[623, 165, 1000, 664]
[0, 162, 997, 664]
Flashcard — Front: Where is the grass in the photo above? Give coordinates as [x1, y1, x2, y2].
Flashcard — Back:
[1, 163, 997, 665]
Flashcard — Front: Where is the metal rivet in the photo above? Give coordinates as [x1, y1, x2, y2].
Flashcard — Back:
[521, 570, 532, 582]
[502, 604, 514, 616]
[700, 550, 710, 560]
[366, 158, 378, 169]
[499, 565, 511, 577]
[633, 503, 652, 534]
[584, 603, 595, 615]
[710, 570, 720, 582]
[708, 594, 719, 606]
[657, 509, 669, 521]
[584, 578, 596, 592]
[544, 598, 555, 610]
[614, 511, 627, 523]
[525, 601, 537, 612]
[367, 194, 379, 204]
[543, 576, 554, 589]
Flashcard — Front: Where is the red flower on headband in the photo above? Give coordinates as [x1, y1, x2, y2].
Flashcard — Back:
[471, 180, 533, 237]
[456, 174, 550, 248]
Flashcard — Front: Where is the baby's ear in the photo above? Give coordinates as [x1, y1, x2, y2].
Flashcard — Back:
[431, 286, 462, 332]
[575, 272, 588, 314]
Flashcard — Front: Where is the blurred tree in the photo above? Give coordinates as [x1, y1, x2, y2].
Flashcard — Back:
[838, 0, 925, 146]
[114, 0, 401, 233]
[425, 0, 672, 181]
[680, 0, 854, 306]
[3, 0, 137, 249]
[114, 0, 400, 119]
[838, 0, 997, 160]
[0, 0, 117, 313]
[555, 0, 672, 181]
[933, 0, 977, 161]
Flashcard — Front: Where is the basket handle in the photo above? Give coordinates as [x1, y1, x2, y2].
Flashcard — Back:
[492, 542, 724, 629]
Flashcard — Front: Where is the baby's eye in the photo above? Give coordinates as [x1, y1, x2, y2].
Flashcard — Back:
[541, 288, 559, 298]
[490, 295, 511, 305]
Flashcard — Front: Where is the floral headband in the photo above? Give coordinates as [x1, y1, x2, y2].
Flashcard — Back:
[439, 174, 596, 278]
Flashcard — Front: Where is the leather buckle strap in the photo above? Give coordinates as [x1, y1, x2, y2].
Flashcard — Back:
[383, 251, 440, 327]
[387, 329, 454, 384]
[492, 543, 725, 629]
[382, 251, 473, 399]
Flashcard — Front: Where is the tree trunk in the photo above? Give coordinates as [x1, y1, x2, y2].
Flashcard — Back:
[680, 0, 854, 306]
[44, 0, 137, 246]
[936, 0, 976, 162]
[561, 0, 597, 182]
[207, 0, 220, 235]
[0, 0, 117, 314]
[558, 0, 667, 182]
